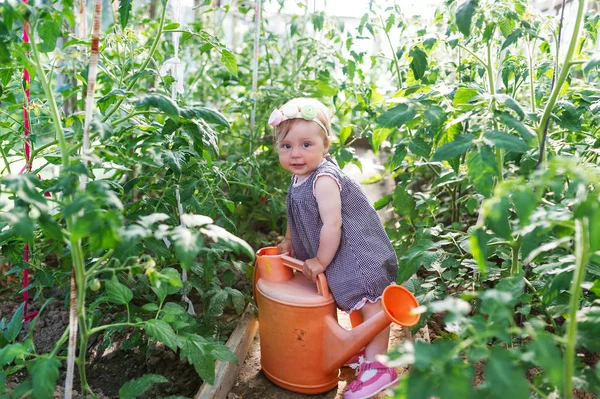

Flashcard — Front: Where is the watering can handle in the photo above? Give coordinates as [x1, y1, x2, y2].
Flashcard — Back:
[280, 255, 331, 299]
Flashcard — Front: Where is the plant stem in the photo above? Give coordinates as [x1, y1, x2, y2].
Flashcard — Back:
[457, 43, 488, 69]
[527, 39, 536, 112]
[0, 144, 11, 174]
[88, 322, 143, 335]
[536, 0, 586, 143]
[101, 3, 168, 123]
[564, 218, 589, 399]
[29, 20, 90, 398]
[29, 23, 69, 168]
[485, 35, 502, 183]
[380, 15, 402, 89]
[510, 239, 521, 275]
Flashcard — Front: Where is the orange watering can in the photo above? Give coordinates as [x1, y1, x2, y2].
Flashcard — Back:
[253, 247, 420, 394]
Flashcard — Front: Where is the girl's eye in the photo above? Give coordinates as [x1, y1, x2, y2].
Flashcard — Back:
[302, 142, 311, 148]
[281, 144, 291, 149]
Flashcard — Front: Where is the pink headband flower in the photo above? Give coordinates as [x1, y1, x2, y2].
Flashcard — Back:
[268, 103, 328, 135]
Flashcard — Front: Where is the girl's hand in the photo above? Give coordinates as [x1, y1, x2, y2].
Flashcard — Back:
[303, 257, 326, 282]
[277, 238, 294, 256]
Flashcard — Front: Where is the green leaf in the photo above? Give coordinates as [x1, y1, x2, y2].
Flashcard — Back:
[4, 302, 24, 343]
[398, 238, 442, 284]
[512, 185, 537, 226]
[453, 87, 479, 106]
[119, 374, 168, 399]
[409, 136, 431, 158]
[179, 334, 218, 384]
[371, 128, 393, 154]
[583, 54, 600, 76]
[484, 131, 529, 152]
[38, 214, 64, 241]
[200, 224, 254, 259]
[144, 320, 178, 352]
[497, 113, 537, 146]
[28, 356, 60, 399]
[2, 174, 49, 212]
[455, 0, 479, 37]
[172, 226, 202, 270]
[483, 196, 512, 240]
[500, 28, 522, 51]
[339, 126, 352, 144]
[361, 174, 383, 184]
[392, 184, 417, 223]
[390, 144, 408, 169]
[527, 333, 563, 389]
[206, 289, 228, 317]
[377, 103, 417, 128]
[225, 287, 245, 314]
[162, 150, 186, 173]
[0, 343, 28, 366]
[98, 89, 131, 115]
[220, 49, 238, 76]
[485, 347, 529, 399]
[179, 107, 230, 128]
[424, 106, 447, 133]
[432, 134, 474, 161]
[470, 226, 489, 276]
[135, 94, 180, 120]
[467, 145, 497, 197]
[38, 15, 61, 53]
[105, 277, 133, 305]
[409, 46, 428, 80]
[494, 94, 525, 120]
[374, 194, 392, 210]
[119, 0, 133, 28]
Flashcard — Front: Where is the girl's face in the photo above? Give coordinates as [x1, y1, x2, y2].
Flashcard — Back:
[277, 120, 329, 182]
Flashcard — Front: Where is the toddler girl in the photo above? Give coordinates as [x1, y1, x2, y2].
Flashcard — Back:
[268, 98, 400, 399]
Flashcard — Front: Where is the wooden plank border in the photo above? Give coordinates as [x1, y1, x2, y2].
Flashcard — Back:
[195, 303, 259, 399]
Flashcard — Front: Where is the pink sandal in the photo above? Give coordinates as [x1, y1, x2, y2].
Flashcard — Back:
[343, 349, 365, 367]
[344, 360, 399, 399]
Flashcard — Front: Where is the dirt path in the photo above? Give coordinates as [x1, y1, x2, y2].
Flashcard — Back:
[229, 148, 407, 399]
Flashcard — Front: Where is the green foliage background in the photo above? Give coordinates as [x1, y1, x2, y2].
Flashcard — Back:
[0, 0, 599, 397]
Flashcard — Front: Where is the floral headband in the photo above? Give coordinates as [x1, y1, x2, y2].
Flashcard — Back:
[268, 103, 329, 135]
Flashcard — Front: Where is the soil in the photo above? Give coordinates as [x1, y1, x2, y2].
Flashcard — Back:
[0, 292, 202, 399]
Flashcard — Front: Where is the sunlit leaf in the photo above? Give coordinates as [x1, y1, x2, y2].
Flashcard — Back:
[200, 224, 254, 259]
[220, 49, 238, 76]
[453, 87, 479, 106]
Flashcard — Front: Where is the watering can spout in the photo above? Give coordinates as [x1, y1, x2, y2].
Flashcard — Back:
[322, 285, 420, 374]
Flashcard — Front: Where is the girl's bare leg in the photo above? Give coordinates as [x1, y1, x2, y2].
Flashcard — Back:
[360, 300, 390, 361]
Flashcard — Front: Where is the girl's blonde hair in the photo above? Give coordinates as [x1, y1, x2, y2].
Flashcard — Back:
[273, 98, 332, 143]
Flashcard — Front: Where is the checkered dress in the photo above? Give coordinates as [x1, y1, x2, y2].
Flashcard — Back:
[286, 158, 398, 313]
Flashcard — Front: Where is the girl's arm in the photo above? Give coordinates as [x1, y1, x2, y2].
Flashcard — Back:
[277, 222, 294, 255]
[303, 176, 342, 281]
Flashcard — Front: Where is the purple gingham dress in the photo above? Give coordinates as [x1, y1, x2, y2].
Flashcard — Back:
[286, 158, 398, 313]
